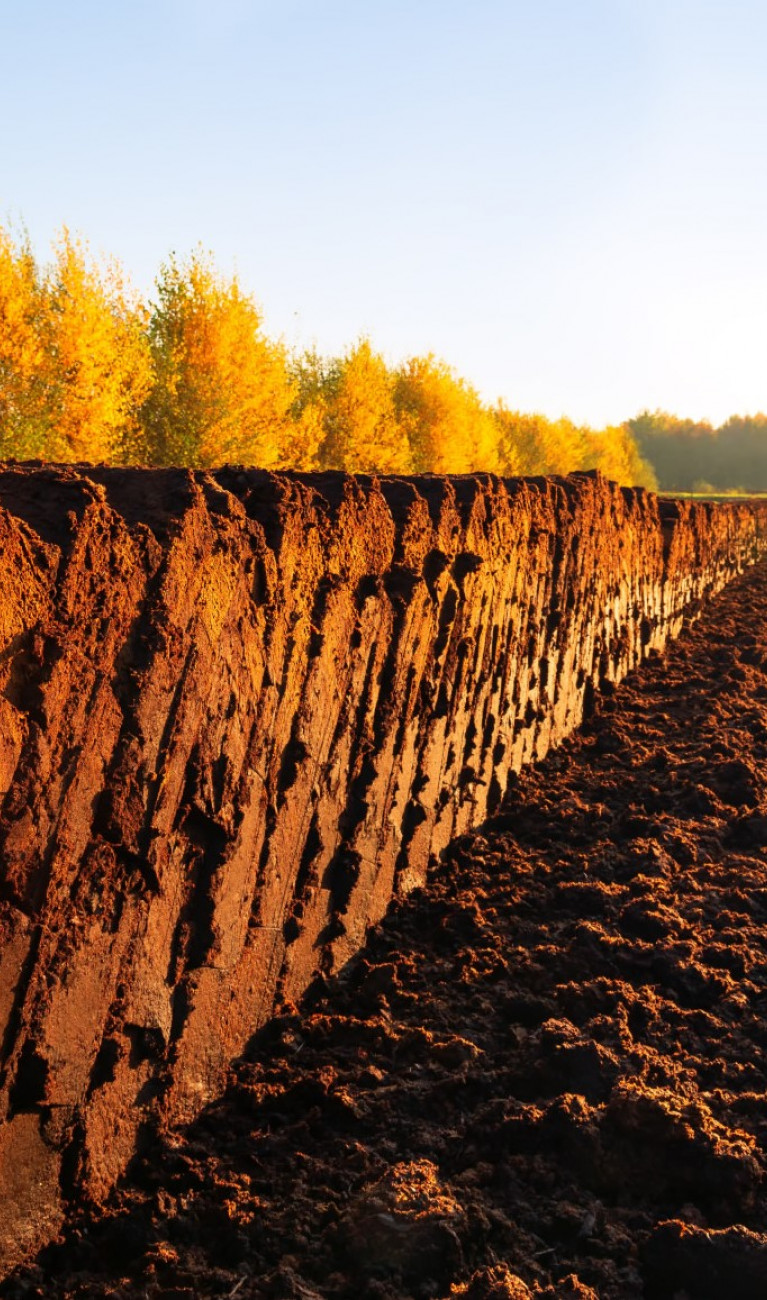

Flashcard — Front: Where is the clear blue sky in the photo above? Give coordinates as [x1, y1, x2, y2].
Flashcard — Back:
[2, 0, 766, 427]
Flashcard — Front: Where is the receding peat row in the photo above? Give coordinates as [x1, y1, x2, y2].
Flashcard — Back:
[7, 552, 767, 1299]
[0, 464, 766, 1275]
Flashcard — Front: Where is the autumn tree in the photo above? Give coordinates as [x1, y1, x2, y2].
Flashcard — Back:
[303, 338, 411, 473]
[44, 231, 152, 463]
[0, 226, 151, 463]
[140, 251, 297, 468]
[0, 219, 706, 489]
[584, 423, 657, 489]
[394, 355, 500, 474]
[490, 405, 655, 487]
[0, 226, 48, 458]
[278, 348, 326, 471]
[485, 406, 585, 477]
[491, 405, 544, 476]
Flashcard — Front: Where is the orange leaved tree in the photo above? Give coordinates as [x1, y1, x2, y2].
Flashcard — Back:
[310, 338, 412, 473]
[0, 226, 152, 463]
[140, 251, 298, 468]
[394, 354, 500, 474]
[584, 423, 657, 489]
[0, 226, 49, 459]
[44, 231, 153, 463]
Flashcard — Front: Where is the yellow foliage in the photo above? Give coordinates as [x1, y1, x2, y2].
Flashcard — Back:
[315, 339, 412, 474]
[0, 228, 50, 458]
[281, 348, 329, 471]
[0, 226, 151, 464]
[0, 222, 659, 488]
[43, 231, 153, 463]
[278, 400, 326, 472]
[511, 412, 589, 477]
[394, 355, 500, 475]
[141, 251, 296, 468]
[491, 405, 540, 476]
[490, 405, 656, 488]
[584, 424, 658, 490]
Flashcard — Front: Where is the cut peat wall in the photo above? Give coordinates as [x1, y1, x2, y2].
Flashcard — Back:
[0, 463, 766, 1271]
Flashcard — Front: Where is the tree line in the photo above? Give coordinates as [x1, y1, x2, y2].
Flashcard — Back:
[2, 225, 762, 493]
[628, 411, 767, 493]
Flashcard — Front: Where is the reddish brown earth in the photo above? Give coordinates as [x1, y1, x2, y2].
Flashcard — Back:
[3, 464, 766, 1274]
[5, 558, 767, 1300]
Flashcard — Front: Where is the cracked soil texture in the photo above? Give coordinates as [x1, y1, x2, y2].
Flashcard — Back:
[5, 559, 767, 1299]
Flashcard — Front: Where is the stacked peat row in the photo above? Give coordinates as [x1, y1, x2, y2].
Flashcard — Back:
[0, 464, 765, 1273]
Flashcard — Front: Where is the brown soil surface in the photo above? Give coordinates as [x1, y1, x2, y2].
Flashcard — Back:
[2, 465, 767, 1271]
[6, 561, 767, 1300]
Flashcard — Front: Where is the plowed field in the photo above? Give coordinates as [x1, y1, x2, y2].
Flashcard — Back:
[6, 562, 767, 1300]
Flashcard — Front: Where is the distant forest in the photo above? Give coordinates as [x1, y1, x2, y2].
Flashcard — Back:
[1, 225, 764, 493]
[628, 411, 767, 494]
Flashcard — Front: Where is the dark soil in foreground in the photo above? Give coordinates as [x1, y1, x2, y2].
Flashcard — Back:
[8, 564, 767, 1300]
